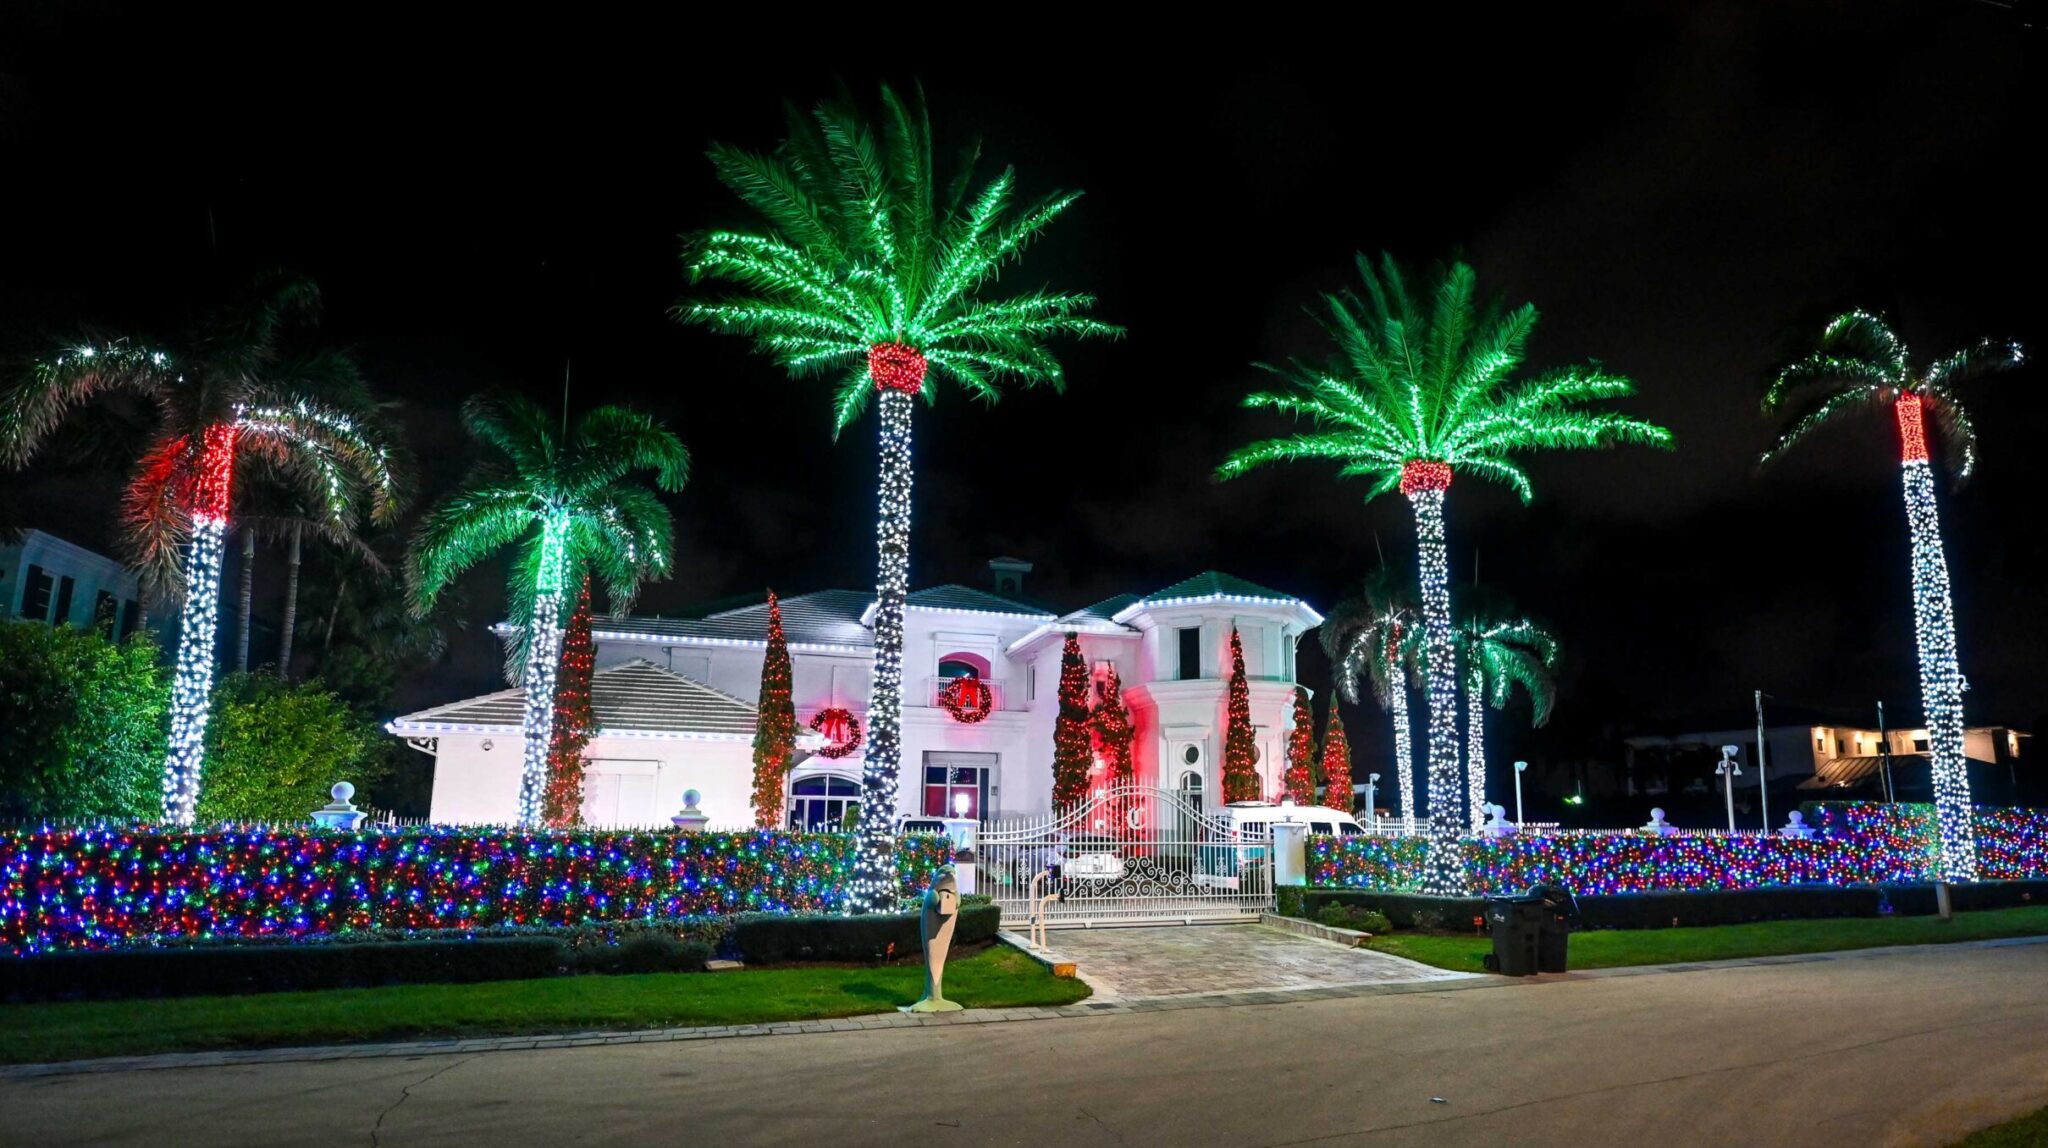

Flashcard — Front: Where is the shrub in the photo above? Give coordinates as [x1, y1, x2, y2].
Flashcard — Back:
[571, 932, 713, 975]
[1276, 886, 1308, 919]
[196, 673, 389, 823]
[730, 903, 1002, 964]
[0, 936, 571, 1003]
[1316, 904, 1391, 934]
[0, 621, 165, 820]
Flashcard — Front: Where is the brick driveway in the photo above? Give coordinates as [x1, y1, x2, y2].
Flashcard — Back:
[1038, 923, 1475, 999]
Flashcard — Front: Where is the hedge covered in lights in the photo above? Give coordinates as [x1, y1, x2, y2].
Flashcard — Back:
[0, 828, 955, 957]
[1308, 803, 2047, 897]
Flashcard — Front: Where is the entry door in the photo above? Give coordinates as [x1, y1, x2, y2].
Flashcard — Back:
[581, 760, 661, 826]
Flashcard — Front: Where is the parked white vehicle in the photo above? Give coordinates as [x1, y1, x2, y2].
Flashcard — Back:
[1220, 801, 1367, 839]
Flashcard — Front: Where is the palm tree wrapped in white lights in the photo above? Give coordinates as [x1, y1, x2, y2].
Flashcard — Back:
[1221, 255, 1670, 894]
[1453, 588, 1558, 832]
[1319, 569, 1421, 834]
[1763, 310, 2024, 881]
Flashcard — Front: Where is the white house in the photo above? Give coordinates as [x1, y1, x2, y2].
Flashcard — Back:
[1, 529, 151, 637]
[391, 565, 1324, 829]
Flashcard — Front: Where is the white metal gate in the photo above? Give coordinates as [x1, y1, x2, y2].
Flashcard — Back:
[977, 783, 1273, 927]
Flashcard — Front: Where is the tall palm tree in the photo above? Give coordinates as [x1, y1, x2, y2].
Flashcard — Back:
[679, 84, 1117, 911]
[1453, 587, 1558, 831]
[1762, 310, 2024, 880]
[1319, 569, 1420, 835]
[2, 273, 403, 824]
[1221, 255, 1669, 893]
[408, 394, 688, 827]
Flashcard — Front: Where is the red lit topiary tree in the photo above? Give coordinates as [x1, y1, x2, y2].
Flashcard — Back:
[1052, 633, 1093, 808]
[750, 590, 798, 828]
[1091, 666, 1135, 786]
[1221, 626, 1261, 803]
[1283, 686, 1317, 806]
[1320, 694, 1354, 813]
[541, 577, 595, 827]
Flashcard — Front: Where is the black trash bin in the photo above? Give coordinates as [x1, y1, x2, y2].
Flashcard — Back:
[1484, 896, 1544, 976]
[1528, 884, 1580, 973]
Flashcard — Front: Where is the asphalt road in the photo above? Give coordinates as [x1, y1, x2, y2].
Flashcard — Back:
[5, 939, 2047, 1147]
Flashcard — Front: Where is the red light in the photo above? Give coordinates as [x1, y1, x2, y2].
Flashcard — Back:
[1398, 459, 1452, 495]
[192, 423, 241, 521]
[1895, 393, 1929, 464]
[868, 342, 927, 394]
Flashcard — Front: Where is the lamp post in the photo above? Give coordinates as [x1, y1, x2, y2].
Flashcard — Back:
[1513, 761, 1528, 826]
[1365, 774, 1381, 832]
[1716, 744, 1743, 834]
[1754, 690, 1771, 833]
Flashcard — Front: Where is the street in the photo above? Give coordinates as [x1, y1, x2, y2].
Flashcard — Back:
[5, 938, 2046, 1147]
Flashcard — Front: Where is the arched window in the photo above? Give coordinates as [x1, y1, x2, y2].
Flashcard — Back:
[937, 652, 992, 680]
[787, 775, 861, 832]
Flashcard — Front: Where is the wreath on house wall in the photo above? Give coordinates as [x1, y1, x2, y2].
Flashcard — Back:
[938, 673, 994, 724]
[809, 707, 863, 759]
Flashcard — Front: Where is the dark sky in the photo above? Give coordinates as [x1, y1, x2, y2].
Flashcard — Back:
[3, 2, 2043, 772]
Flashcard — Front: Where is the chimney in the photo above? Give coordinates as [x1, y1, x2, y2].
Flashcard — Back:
[988, 556, 1032, 597]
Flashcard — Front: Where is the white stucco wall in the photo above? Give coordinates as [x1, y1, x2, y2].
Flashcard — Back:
[425, 733, 756, 827]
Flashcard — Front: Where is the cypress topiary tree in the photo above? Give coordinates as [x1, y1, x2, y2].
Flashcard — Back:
[1221, 626, 1260, 803]
[750, 590, 799, 828]
[1090, 666, 1135, 786]
[1052, 633, 1093, 808]
[541, 577, 596, 827]
[1283, 686, 1317, 806]
[1320, 694, 1354, 813]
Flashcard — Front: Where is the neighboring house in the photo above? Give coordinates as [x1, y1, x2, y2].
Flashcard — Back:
[0, 529, 150, 638]
[1622, 722, 1822, 797]
[391, 565, 1323, 829]
[1801, 723, 2028, 795]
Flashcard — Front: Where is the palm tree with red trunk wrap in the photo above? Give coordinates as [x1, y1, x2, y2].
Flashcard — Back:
[2, 273, 402, 824]
[1763, 310, 2024, 881]
[681, 85, 1117, 911]
[1220, 255, 1669, 894]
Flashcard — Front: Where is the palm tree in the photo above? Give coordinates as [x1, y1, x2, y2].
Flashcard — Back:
[1762, 310, 2024, 881]
[1221, 255, 1669, 893]
[1453, 587, 1558, 832]
[679, 84, 1117, 911]
[408, 394, 688, 827]
[2, 273, 403, 824]
[1319, 568, 1420, 835]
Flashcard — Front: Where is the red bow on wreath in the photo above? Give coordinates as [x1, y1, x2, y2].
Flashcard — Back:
[939, 673, 993, 724]
[809, 707, 863, 758]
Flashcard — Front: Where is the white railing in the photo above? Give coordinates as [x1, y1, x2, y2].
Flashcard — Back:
[920, 676, 1017, 712]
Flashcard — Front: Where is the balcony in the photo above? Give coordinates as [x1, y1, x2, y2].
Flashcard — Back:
[921, 676, 1021, 713]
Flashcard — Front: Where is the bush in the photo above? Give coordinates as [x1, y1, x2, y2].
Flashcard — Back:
[570, 932, 713, 975]
[1300, 885, 1888, 931]
[0, 621, 165, 820]
[1316, 904, 1391, 934]
[730, 903, 1002, 964]
[197, 673, 389, 822]
[1880, 879, 2048, 916]
[1276, 886, 1307, 919]
[1303, 891, 1487, 932]
[0, 936, 570, 1003]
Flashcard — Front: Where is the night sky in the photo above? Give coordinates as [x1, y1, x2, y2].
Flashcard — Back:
[3, 3, 2043, 789]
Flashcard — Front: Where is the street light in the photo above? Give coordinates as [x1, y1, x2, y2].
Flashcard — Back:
[1716, 744, 1743, 834]
[1513, 761, 1528, 826]
[1365, 774, 1381, 832]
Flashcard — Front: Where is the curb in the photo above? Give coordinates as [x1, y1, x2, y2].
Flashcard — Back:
[1257, 913, 1370, 948]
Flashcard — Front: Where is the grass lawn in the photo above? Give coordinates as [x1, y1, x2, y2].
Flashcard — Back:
[0, 943, 1088, 1066]
[1950, 1106, 2048, 1147]
[1365, 905, 2048, 973]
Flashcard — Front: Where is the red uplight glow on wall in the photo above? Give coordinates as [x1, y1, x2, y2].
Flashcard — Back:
[867, 342, 928, 394]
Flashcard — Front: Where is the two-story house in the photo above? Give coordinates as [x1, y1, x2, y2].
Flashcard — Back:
[390, 566, 1323, 828]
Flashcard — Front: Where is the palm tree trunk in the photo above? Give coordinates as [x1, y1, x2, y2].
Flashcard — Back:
[514, 519, 572, 828]
[850, 386, 914, 913]
[1387, 645, 1416, 837]
[1895, 395, 1977, 880]
[277, 521, 302, 678]
[1407, 482, 1467, 895]
[235, 527, 255, 673]
[323, 577, 345, 648]
[163, 423, 240, 826]
[1466, 658, 1487, 833]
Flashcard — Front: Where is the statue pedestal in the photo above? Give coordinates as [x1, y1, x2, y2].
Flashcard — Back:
[899, 996, 964, 1013]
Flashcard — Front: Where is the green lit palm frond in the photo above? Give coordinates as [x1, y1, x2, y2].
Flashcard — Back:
[680, 83, 1119, 434]
[1219, 254, 1671, 503]
[1318, 566, 1421, 709]
[1453, 586, 1559, 727]
[1762, 309, 2025, 482]
[409, 394, 689, 676]
[3, 272, 406, 601]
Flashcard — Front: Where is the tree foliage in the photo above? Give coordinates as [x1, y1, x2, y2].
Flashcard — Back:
[1283, 686, 1317, 806]
[195, 672, 386, 823]
[750, 590, 798, 828]
[1320, 696, 1353, 813]
[1221, 626, 1261, 804]
[542, 578, 596, 828]
[680, 83, 1119, 433]
[0, 620, 166, 820]
[1051, 633, 1093, 808]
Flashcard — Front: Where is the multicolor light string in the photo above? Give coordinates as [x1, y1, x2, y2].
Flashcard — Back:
[0, 829, 952, 957]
